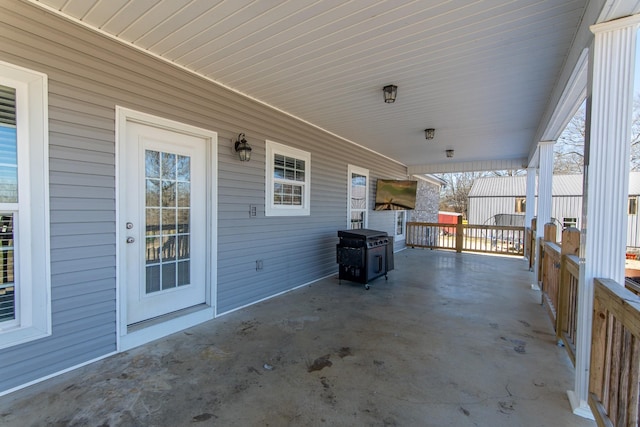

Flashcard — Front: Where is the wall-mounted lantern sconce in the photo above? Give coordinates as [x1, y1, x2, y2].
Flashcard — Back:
[234, 133, 252, 162]
[424, 128, 435, 140]
[383, 85, 397, 103]
[446, 149, 454, 158]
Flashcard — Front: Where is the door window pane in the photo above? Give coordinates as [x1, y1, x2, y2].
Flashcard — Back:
[177, 209, 190, 233]
[396, 211, 406, 236]
[178, 261, 190, 286]
[145, 149, 192, 294]
[145, 179, 160, 207]
[145, 150, 160, 178]
[349, 168, 368, 229]
[162, 263, 176, 290]
[177, 155, 190, 181]
[350, 211, 364, 229]
[145, 265, 160, 293]
[177, 182, 190, 207]
[146, 208, 160, 236]
[145, 237, 160, 264]
[161, 152, 176, 180]
[161, 181, 176, 207]
[351, 173, 366, 209]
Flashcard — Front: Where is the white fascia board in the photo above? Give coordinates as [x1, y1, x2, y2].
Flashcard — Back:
[412, 174, 447, 187]
[540, 49, 588, 142]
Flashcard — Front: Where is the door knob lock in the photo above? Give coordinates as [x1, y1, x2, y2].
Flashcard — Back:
[126, 237, 135, 244]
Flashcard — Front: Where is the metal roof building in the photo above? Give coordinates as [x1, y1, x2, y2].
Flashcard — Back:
[468, 173, 640, 246]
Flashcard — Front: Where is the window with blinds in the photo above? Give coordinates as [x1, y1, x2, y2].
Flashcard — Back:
[0, 85, 16, 324]
[0, 60, 50, 349]
[265, 140, 311, 216]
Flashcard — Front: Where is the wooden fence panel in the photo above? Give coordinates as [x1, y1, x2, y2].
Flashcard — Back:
[406, 222, 524, 257]
[559, 256, 580, 364]
[541, 242, 561, 325]
[589, 278, 640, 427]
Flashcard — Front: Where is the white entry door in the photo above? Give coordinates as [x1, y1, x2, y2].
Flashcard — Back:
[124, 121, 207, 325]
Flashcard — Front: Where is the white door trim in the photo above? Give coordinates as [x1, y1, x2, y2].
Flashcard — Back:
[115, 107, 218, 351]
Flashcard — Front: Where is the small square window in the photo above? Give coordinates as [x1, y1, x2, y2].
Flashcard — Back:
[515, 198, 526, 213]
[265, 141, 310, 216]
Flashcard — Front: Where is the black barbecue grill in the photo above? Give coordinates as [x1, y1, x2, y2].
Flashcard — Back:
[336, 229, 394, 289]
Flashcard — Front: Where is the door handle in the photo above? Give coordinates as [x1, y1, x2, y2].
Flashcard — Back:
[126, 237, 135, 244]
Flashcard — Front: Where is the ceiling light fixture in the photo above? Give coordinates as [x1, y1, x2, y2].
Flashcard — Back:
[383, 85, 397, 103]
[424, 128, 435, 140]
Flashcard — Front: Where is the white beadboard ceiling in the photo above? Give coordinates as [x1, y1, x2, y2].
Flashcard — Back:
[27, 0, 636, 171]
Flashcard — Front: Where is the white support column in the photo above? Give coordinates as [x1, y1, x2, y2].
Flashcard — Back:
[534, 141, 555, 285]
[536, 142, 555, 228]
[525, 166, 537, 261]
[525, 166, 536, 229]
[568, 14, 639, 419]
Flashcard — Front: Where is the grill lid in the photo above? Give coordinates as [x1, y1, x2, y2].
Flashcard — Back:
[338, 229, 388, 240]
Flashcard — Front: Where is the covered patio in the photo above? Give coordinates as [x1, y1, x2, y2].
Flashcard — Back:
[0, 249, 594, 426]
[1, 1, 640, 424]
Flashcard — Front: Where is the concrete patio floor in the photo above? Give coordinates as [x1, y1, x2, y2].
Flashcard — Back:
[0, 249, 596, 427]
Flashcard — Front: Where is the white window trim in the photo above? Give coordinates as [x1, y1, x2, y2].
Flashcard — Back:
[0, 61, 51, 349]
[395, 210, 407, 241]
[265, 140, 311, 216]
[347, 165, 369, 229]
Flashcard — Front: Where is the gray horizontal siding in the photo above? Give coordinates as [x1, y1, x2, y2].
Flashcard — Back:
[0, 0, 407, 393]
[52, 267, 116, 288]
[216, 139, 406, 312]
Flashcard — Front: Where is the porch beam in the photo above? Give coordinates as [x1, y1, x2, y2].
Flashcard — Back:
[569, 13, 639, 419]
[407, 158, 526, 175]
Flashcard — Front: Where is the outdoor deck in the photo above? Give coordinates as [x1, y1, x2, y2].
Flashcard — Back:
[0, 249, 595, 426]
